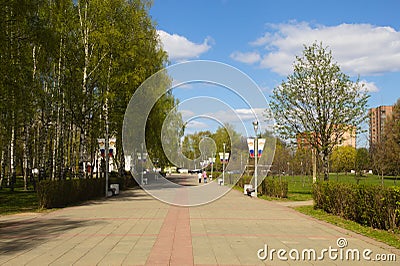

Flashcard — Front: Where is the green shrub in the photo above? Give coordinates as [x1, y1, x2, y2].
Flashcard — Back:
[37, 178, 105, 208]
[237, 176, 288, 198]
[261, 177, 288, 198]
[109, 172, 138, 190]
[236, 175, 252, 188]
[313, 182, 400, 230]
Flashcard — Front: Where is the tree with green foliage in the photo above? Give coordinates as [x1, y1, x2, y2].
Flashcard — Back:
[383, 100, 400, 175]
[270, 139, 292, 176]
[331, 146, 356, 175]
[212, 124, 241, 171]
[179, 124, 242, 171]
[270, 42, 369, 181]
[355, 147, 370, 176]
[182, 131, 212, 161]
[0, 0, 172, 191]
[292, 147, 312, 176]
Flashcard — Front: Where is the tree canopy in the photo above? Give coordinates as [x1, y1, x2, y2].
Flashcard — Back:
[331, 146, 356, 174]
[270, 42, 369, 180]
[0, 0, 174, 189]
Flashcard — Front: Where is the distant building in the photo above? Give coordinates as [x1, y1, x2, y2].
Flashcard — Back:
[297, 125, 356, 149]
[369, 105, 393, 146]
[336, 126, 356, 148]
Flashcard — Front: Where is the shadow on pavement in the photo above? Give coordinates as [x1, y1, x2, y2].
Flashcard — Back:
[165, 174, 198, 186]
[0, 217, 105, 255]
[106, 188, 155, 201]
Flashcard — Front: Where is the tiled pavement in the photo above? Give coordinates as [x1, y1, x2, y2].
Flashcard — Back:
[0, 182, 399, 265]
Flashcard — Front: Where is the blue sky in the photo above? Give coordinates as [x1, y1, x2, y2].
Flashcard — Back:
[150, 0, 400, 143]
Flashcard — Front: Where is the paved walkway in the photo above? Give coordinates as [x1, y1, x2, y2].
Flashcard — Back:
[0, 185, 399, 265]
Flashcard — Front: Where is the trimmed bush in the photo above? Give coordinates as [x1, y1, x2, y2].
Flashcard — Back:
[109, 172, 138, 190]
[237, 176, 288, 198]
[261, 177, 288, 198]
[37, 178, 105, 208]
[313, 182, 400, 230]
[236, 175, 253, 188]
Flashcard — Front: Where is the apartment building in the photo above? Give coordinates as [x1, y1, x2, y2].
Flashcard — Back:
[369, 105, 393, 146]
[297, 125, 356, 149]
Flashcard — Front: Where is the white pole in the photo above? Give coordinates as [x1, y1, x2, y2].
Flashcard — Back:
[105, 102, 109, 197]
[254, 135, 258, 198]
[141, 143, 144, 185]
[222, 143, 226, 185]
[253, 120, 259, 198]
[210, 155, 214, 180]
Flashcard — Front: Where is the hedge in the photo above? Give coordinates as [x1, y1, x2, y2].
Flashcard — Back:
[37, 178, 105, 208]
[237, 175, 288, 198]
[109, 172, 138, 190]
[313, 182, 400, 230]
[261, 177, 288, 198]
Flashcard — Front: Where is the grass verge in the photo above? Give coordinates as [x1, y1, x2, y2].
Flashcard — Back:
[295, 205, 400, 249]
[0, 189, 40, 215]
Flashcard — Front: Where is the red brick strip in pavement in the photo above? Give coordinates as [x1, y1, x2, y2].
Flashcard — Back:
[145, 206, 194, 266]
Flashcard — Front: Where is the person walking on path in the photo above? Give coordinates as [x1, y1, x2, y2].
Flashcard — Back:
[198, 172, 202, 183]
[202, 171, 207, 183]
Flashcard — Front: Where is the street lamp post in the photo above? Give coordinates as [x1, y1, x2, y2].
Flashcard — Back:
[141, 143, 144, 185]
[253, 120, 259, 198]
[222, 143, 226, 185]
[209, 154, 215, 180]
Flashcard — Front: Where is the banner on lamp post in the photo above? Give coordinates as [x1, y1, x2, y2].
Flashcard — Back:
[224, 152, 230, 162]
[219, 152, 224, 163]
[247, 138, 255, 158]
[98, 138, 105, 158]
[219, 152, 229, 163]
[257, 138, 265, 158]
[109, 138, 116, 157]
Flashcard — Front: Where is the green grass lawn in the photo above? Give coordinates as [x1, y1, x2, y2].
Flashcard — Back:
[277, 173, 399, 201]
[0, 176, 40, 215]
[234, 173, 399, 202]
[276, 174, 400, 249]
[295, 205, 400, 249]
[0, 189, 39, 215]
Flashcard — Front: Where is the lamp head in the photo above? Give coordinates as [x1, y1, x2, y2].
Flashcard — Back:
[252, 120, 259, 134]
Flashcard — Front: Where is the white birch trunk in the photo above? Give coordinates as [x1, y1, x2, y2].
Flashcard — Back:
[23, 127, 28, 190]
[78, 1, 89, 178]
[10, 127, 15, 188]
[0, 150, 4, 188]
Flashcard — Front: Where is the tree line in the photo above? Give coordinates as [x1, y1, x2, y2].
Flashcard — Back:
[271, 97, 400, 179]
[0, 0, 175, 190]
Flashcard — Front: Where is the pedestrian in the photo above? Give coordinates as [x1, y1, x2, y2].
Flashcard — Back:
[203, 171, 207, 183]
[198, 172, 202, 183]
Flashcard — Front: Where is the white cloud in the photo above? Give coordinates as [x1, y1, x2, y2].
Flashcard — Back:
[230, 51, 261, 64]
[157, 30, 212, 61]
[185, 120, 209, 130]
[171, 79, 193, 89]
[179, 108, 267, 126]
[234, 22, 400, 76]
[360, 80, 380, 92]
[209, 108, 267, 124]
[180, 109, 195, 120]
